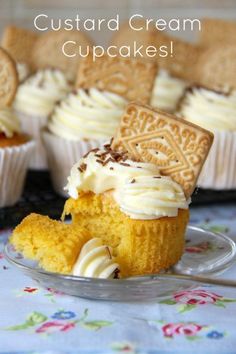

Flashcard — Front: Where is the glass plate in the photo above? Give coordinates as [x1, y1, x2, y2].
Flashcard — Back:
[4, 226, 236, 301]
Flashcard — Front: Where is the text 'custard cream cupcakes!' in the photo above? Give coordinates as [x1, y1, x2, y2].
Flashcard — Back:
[14, 69, 71, 169]
[43, 88, 127, 196]
[179, 87, 236, 189]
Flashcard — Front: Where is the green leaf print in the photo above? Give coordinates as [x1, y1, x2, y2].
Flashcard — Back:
[82, 320, 113, 331]
[159, 299, 176, 305]
[178, 304, 196, 314]
[5, 312, 47, 331]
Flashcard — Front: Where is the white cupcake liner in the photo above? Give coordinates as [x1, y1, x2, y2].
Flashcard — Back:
[15, 110, 49, 170]
[198, 130, 236, 190]
[0, 140, 35, 207]
[42, 131, 105, 197]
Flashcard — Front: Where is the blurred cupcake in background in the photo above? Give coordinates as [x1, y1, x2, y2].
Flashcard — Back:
[43, 88, 127, 196]
[151, 34, 201, 113]
[1, 25, 38, 82]
[43, 54, 157, 196]
[179, 45, 236, 190]
[150, 69, 188, 113]
[111, 24, 200, 113]
[0, 47, 34, 207]
[14, 69, 71, 170]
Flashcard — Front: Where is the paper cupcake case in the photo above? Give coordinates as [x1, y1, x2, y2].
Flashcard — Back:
[0, 141, 35, 208]
[42, 131, 105, 197]
[198, 130, 236, 190]
[15, 110, 49, 170]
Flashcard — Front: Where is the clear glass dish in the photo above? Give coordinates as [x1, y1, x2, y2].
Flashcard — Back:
[4, 226, 236, 301]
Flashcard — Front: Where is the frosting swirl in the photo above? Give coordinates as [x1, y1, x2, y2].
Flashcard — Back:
[16, 62, 30, 83]
[65, 145, 189, 219]
[151, 70, 187, 112]
[179, 87, 236, 131]
[0, 107, 21, 138]
[14, 69, 71, 116]
[48, 88, 127, 140]
[72, 238, 119, 278]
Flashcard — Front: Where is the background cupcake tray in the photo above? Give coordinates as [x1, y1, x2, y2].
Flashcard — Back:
[0, 171, 236, 228]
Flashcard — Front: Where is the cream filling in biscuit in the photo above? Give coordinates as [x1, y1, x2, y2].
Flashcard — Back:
[72, 238, 119, 278]
[179, 87, 236, 131]
[0, 107, 21, 138]
[65, 145, 189, 219]
[48, 88, 127, 140]
[151, 70, 187, 112]
[14, 69, 71, 116]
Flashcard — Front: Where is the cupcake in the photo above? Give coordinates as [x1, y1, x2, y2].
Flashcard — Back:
[179, 86, 236, 189]
[43, 88, 127, 196]
[10, 103, 213, 278]
[62, 142, 189, 277]
[150, 69, 188, 113]
[14, 69, 71, 169]
[0, 107, 34, 207]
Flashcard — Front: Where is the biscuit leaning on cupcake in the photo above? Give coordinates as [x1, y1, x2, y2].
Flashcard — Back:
[43, 54, 157, 196]
[11, 103, 213, 278]
[0, 47, 34, 207]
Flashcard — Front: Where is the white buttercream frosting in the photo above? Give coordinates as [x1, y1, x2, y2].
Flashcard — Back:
[151, 70, 187, 113]
[72, 238, 119, 278]
[14, 69, 71, 116]
[16, 62, 30, 83]
[179, 87, 236, 131]
[0, 107, 21, 138]
[65, 145, 189, 220]
[48, 88, 127, 141]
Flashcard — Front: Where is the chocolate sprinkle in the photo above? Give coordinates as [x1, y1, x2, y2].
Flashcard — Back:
[106, 246, 112, 260]
[113, 268, 120, 279]
[130, 178, 136, 183]
[78, 162, 87, 173]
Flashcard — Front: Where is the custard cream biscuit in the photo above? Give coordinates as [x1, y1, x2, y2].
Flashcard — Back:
[112, 102, 214, 198]
[31, 29, 94, 79]
[0, 47, 18, 107]
[76, 54, 158, 103]
[1, 25, 39, 67]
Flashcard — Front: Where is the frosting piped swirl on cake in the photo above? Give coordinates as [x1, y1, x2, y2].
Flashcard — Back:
[48, 88, 127, 140]
[72, 238, 119, 278]
[151, 70, 187, 112]
[179, 87, 236, 131]
[14, 69, 71, 116]
[0, 107, 21, 138]
[65, 144, 189, 219]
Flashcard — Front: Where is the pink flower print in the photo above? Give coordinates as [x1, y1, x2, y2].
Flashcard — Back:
[46, 287, 65, 295]
[162, 322, 203, 338]
[0, 252, 4, 259]
[185, 241, 211, 253]
[174, 290, 222, 305]
[23, 286, 38, 293]
[36, 321, 75, 334]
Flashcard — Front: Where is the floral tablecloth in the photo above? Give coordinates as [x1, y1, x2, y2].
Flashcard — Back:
[0, 204, 236, 354]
